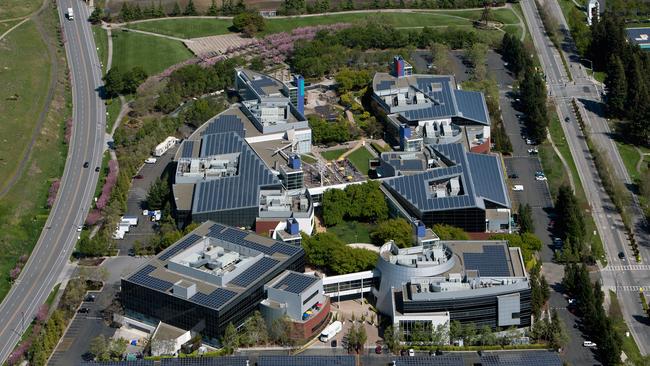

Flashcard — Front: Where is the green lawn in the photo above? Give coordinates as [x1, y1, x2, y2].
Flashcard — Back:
[0, 8, 69, 301]
[92, 25, 109, 75]
[127, 18, 233, 39]
[328, 220, 373, 244]
[111, 29, 193, 76]
[300, 154, 317, 164]
[347, 147, 373, 176]
[616, 141, 642, 182]
[608, 291, 648, 366]
[125, 8, 521, 39]
[106, 97, 122, 134]
[94, 151, 111, 200]
[0, 20, 51, 194]
[46, 283, 61, 307]
[0, 19, 22, 33]
[0, 0, 41, 20]
[321, 148, 349, 161]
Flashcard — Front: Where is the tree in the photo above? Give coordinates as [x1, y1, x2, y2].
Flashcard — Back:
[432, 224, 469, 240]
[465, 42, 488, 81]
[170, 2, 182, 16]
[222, 323, 239, 354]
[89, 335, 110, 361]
[232, 11, 265, 36]
[345, 323, 367, 353]
[184, 0, 198, 15]
[270, 316, 293, 346]
[517, 203, 534, 233]
[103, 67, 125, 98]
[122, 67, 148, 94]
[207, 0, 219, 15]
[147, 177, 169, 210]
[604, 55, 627, 118]
[243, 311, 269, 346]
[449, 320, 462, 343]
[335, 68, 371, 93]
[182, 98, 225, 128]
[89, 7, 104, 24]
[429, 43, 452, 74]
[478, 325, 497, 346]
[383, 325, 402, 354]
[371, 218, 413, 248]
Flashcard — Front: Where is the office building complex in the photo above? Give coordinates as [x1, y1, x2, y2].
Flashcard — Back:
[121, 221, 306, 340]
[372, 56, 491, 153]
[376, 143, 511, 232]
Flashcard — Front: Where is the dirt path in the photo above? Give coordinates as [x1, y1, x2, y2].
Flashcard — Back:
[0, 18, 28, 41]
[634, 146, 649, 175]
[0, 1, 60, 198]
[118, 26, 192, 42]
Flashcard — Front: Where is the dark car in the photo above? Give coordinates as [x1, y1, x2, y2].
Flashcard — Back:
[565, 117, 570, 122]
[133, 174, 143, 179]
[78, 307, 90, 313]
[400, 349, 406, 356]
[95, 166, 100, 172]
[83, 161, 89, 168]
[508, 173, 519, 179]
[375, 345, 382, 354]
[85, 294, 96, 302]
[618, 252, 625, 260]
[330, 339, 337, 348]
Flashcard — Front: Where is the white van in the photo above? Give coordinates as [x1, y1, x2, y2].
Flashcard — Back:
[67, 7, 74, 20]
[145, 157, 157, 164]
[512, 185, 524, 191]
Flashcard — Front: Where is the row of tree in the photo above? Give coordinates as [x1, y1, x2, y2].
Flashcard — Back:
[301, 232, 378, 274]
[554, 185, 591, 263]
[308, 116, 353, 145]
[221, 312, 295, 352]
[280, 0, 506, 15]
[94, 0, 247, 23]
[563, 263, 622, 365]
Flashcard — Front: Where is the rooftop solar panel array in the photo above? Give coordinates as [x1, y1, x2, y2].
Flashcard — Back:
[201, 115, 244, 137]
[79, 361, 154, 366]
[454, 89, 489, 125]
[192, 133, 280, 214]
[206, 226, 301, 258]
[273, 272, 317, 294]
[190, 287, 237, 309]
[383, 143, 491, 213]
[391, 355, 464, 366]
[467, 153, 509, 208]
[207, 223, 226, 237]
[160, 356, 249, 366]
[258, 356, 355, 366]
[159, 234, 202, 261]
[463, 245, 511, 277]
[230, 257, 279, 287]
[127, 265, 173, 292]
[376, 80, 395, 91]
[271, 242, 302, 256]
[250, 76, 279, 97]
[479, 351, 562, 366]
[181, 141, 195, 158]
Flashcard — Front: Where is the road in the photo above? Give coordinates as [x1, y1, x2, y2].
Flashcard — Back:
[0, 0, 105, 362]
[520, 0, 650, 356]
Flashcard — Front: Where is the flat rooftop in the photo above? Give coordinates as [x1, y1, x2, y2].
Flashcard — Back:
[122, 221, 304, 311]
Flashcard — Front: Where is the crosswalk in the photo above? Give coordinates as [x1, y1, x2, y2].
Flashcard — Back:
[603, 265, 650, 271]
[604, 286, 650, 292]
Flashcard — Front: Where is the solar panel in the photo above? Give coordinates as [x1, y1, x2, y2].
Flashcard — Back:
[80, 361, 154, 366]
[207, 223, 226, 237]
[160, 356, 249, 366]
[250, 76, 278, 96]
[128, 265, 173, 292]
[190, 288, 237, 309]
[463, 245, 511, 277]
[202, 115, 244, 137]
[273, 272, 317, 294]
[159, 234, 202, 261]
[181, 141, 195, 158]
[467, 153, 509, 207]
[258, 356, 355, 366]
[271, 242, 301, 256]
[479, 351, 562, 366]
[392, 356, 464, 366]
[230, 257, 279, 287]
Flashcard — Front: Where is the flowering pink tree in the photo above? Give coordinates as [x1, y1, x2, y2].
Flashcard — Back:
[65, 118, 73, 144]
[85, 209, 102, 226]
[36, 304, 49, 323]
[47, 179, 60, 208]
[96, 159, 118, 210]
[7, 339, 31, 365]
[9, 267, 20, 281]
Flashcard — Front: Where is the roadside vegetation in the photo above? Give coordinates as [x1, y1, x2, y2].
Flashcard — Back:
[0, 0, 41, 20]
[0, 4, 69, 301]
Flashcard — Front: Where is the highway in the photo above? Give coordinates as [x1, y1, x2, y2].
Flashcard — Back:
[0, 0, 105, 362]
[520, 0, 650, 355]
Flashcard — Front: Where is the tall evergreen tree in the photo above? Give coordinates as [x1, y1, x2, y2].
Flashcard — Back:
[184, 0, 198, 15]
[170, 2, 182, 16]
[604, 55, 627, 117]
[207, 0, 219, 15]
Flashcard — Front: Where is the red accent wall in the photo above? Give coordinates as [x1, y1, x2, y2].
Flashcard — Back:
[290, 297, 331, 340]
[254, 219, 280, 236]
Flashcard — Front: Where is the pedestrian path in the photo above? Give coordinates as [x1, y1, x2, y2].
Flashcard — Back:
[605, 285, 650, 292]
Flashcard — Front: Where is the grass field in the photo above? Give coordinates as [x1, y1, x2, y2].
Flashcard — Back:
[0, 0, 41, 20]
[0, 7, 69, 301]
[347, 147, 373, 176]
[0, 20, 52, 193]
[111, 29, 193, 75]
[616, 141, 642, 182]
[106, 98, 122, 133]
[321, 148, 349, 161]
[0, 19, 22, 33]
[125, 8, 521, 38]
[92, 25, 109, 75]
[608, 291, 647, 366]
[300, 154, 318, 164]
[328, 220, 373, 243]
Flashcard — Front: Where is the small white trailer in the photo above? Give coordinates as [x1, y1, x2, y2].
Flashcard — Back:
[153, 136, 179, 156]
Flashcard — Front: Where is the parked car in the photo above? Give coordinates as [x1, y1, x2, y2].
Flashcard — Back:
[400, 349, 406, 356]
[508, 173, 520, 179]
[513, 185, 524, 191]
[375, 345, 382, 354]
[331, 339, 337, 348]
[535, 175, 547, 181]
[408, 349, 415, 357]
[583, 341, 597, 347]
[528, 148, 539, 154]
[568, 298, 577, 305]
[85, 294, 96, 302]
[78, 307, 90, 313]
